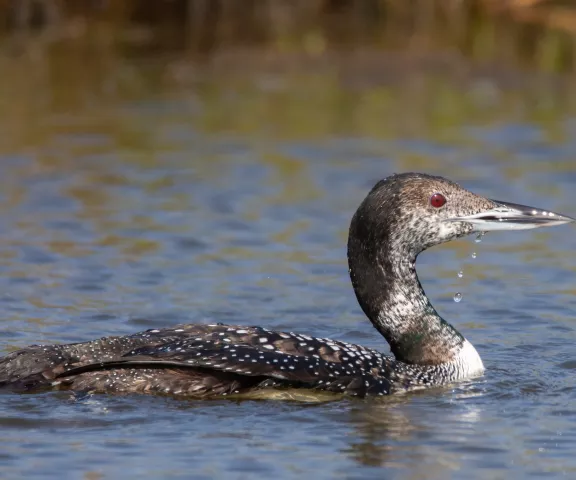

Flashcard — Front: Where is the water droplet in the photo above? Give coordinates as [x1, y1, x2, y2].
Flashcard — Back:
[475, 232, 486, 243]
[457, 271, 463, 278]
[471, 252, 477, 259]
[454, 292, 462, 303]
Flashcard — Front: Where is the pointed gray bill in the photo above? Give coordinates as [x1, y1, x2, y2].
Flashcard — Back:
[447, 200, 575, 231]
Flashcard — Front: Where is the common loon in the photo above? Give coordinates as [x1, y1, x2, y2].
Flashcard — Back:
[0, 173, 572, 398]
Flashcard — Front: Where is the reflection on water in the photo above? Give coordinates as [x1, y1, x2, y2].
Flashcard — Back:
[0, 32, 575, 479]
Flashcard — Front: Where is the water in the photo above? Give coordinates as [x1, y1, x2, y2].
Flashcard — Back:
[0, 48, 575, 479]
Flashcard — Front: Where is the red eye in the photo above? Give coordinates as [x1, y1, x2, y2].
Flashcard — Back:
[430, 193, 446, 208]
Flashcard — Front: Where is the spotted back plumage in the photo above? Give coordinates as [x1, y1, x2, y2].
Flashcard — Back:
[0, 323, 447, 397]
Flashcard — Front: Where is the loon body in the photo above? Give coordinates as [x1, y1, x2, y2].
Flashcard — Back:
[0, 173, 572, 398]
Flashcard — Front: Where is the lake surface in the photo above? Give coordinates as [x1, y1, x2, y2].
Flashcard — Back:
[0, 48, 575, 479]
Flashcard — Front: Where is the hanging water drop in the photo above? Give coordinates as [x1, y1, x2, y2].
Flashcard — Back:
[471, 252, 477, 259]
[475, 232, 486, 243]
[453, 292, 463, 303]
[457, 270, 463, 278]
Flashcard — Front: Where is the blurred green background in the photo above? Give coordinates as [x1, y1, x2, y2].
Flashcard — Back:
[3, 0, 576, 72]
[2, 0, 576, 159]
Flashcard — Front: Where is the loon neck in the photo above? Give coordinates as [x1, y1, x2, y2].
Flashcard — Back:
[348, 221, 470, 366]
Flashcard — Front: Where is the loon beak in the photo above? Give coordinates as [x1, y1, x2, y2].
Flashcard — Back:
[448, 200, 575, 231]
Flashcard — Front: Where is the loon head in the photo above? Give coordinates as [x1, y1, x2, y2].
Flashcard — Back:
[351, 172, 574, 257]
[347, 172, 573, 367]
